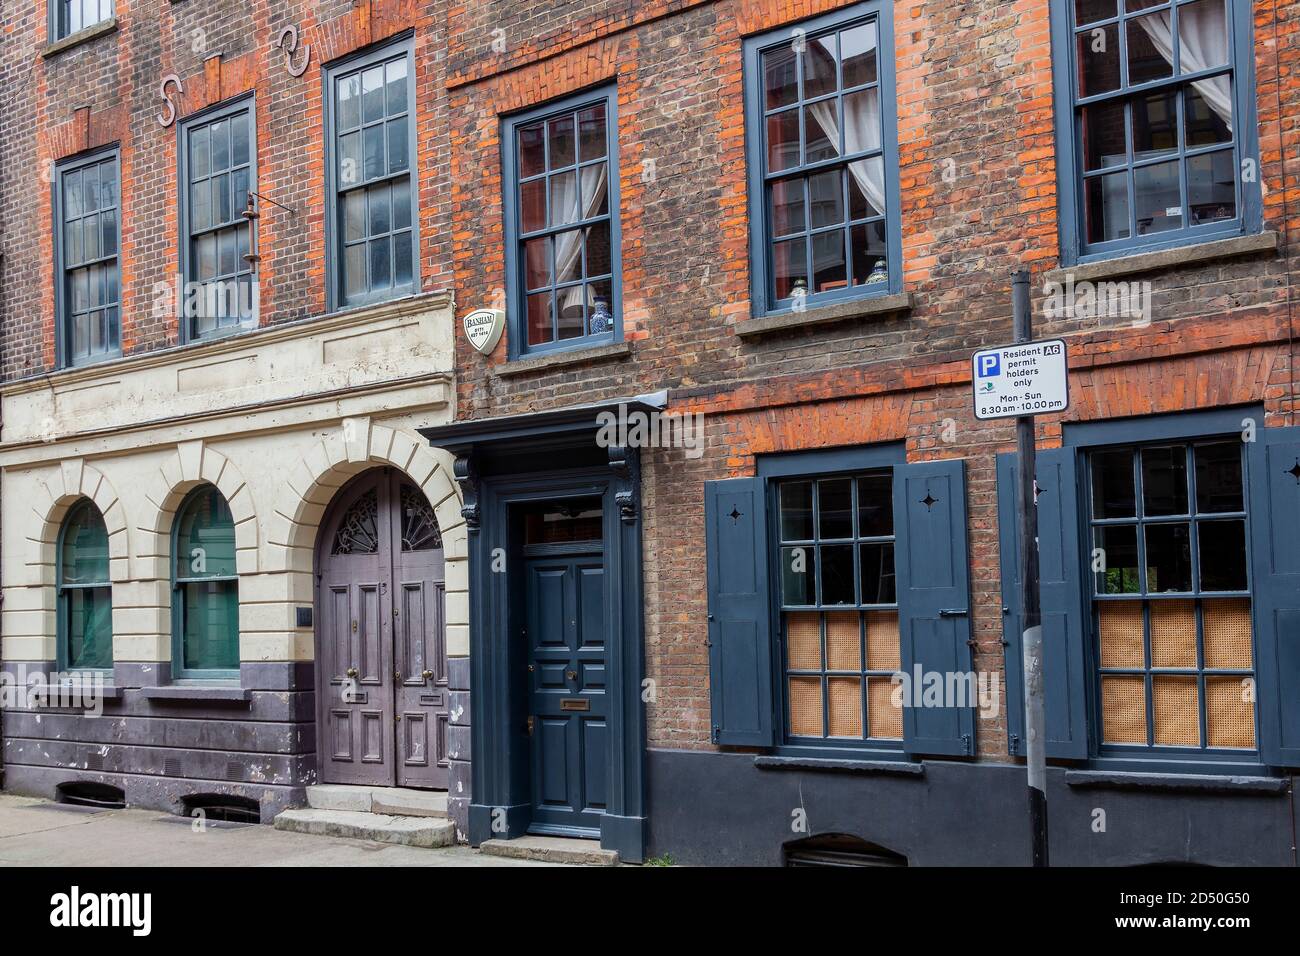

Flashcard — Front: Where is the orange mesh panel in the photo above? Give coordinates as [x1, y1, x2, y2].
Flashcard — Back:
[1099, 602, 1145, 669]
[1203, 599, 1253, 669]
[1101, 675, 1147, 744]
[867, 677, 903, 739]
[786, 613, 821, 671]
[1150, 600, 1196, 668]
[1206, 676, 1256, 749]
[788, 677, 823, 737]
[1153, 676, 1201, 747]
[865, 611, 900, 671]
[825, 613, 861, 671]
[827, 677, 863, 738]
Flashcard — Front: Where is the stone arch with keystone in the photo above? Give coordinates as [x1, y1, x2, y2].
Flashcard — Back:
[3, 460, 130, 664]
[262, 416, 468, 662]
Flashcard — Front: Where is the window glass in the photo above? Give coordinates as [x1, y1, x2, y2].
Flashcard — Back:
[1089, 439, 1255, 753]
[331, 44, 416, 307]
[1070, 0, 1242, 253]
[59, 154, 120, 366]
[183, 105, 256, 339]
[174, 488, 239, 673]
[59, 501, 112, 670]
[55, 0, 113, 40]
[752, 9, 895, 312]
[777, 470, 900, 745]
[509, 93, 618, 351]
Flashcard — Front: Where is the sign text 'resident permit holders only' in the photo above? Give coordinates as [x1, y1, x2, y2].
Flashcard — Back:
[971, 339, 1070, 421]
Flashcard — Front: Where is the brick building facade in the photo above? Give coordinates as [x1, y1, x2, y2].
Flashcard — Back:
[1, 0, 1298, 865]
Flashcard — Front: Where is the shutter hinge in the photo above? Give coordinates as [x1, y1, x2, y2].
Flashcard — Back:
[712, 726, 720, 744]
[962, 733, 972, 755]
[1010, 733, 1020, 753]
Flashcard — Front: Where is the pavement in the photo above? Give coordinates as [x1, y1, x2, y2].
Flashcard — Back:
[0, 794, 559, 867]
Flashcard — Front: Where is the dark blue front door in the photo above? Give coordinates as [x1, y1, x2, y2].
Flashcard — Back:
[526, 550, 608, 834]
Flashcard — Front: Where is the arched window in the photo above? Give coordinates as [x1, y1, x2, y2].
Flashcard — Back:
[172, 486, 239, 677]
[58, 500, 112, 670]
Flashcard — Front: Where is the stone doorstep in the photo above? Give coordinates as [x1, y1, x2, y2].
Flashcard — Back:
[273, 809, 456, 849]
[305, 784, 448, 818]
[478, 836, 620, 866]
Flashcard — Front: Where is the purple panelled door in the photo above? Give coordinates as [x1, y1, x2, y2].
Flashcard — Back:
[316, 469, 449, 789]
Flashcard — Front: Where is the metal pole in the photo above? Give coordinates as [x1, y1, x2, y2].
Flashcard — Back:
[1013, 269, 1049, 867]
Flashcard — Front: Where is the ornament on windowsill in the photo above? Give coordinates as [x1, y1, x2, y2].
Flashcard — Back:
[790, 278, 809, 311]
[589, 298, 613, 335]
[866, 258, 888, 286]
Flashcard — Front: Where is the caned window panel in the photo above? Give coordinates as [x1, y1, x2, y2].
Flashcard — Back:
[1098, 601, 1145, 668]
[1152, 675, 1200, 746]
[784, 610, 901, 743]
[1206, 676, 1256, 748]
[1090, 440, 1256, 753]
[1150, 599, 1197, 668]
[1101, 675, 1148, 745]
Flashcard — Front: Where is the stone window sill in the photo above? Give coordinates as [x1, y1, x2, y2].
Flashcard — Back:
[29, 682, 122, 702]
[754, 755, 925, 777]
[42, 18, 118, 58]
[140, 684, 251, 703]
[1049, 231, 1279, 285]
[737, 292, 913, 339]
[1064, 769, 1287, 795]
[493, 341, 632, 379]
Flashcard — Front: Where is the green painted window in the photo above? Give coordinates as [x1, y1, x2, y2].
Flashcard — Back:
[173, 487, 239, 675]
[58, 500, 112, 670]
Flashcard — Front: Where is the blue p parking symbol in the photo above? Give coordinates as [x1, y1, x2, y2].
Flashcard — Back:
[977, 353, 1001, 378]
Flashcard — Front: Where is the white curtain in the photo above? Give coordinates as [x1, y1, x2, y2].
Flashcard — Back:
[553, 164, 609, 314]
[1136, 3, 1232, 128]
[809, 93, 885, 216]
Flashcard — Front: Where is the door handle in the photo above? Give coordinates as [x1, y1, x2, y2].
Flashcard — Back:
[346, 666, 358, 678]
[421, 669, 433, 681]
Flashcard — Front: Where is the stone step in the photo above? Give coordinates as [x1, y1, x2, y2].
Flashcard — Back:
[479, 835, 620, 866]
[305, 785, 447, 817]
[274, 809, 456, 848]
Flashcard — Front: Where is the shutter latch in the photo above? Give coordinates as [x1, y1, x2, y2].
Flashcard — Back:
[938, 608, 968, 617]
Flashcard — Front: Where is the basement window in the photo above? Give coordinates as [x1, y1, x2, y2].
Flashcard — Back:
[56, 781, 125, 809]
[784, 833, 908, 867]
[180, 794, 261, 824]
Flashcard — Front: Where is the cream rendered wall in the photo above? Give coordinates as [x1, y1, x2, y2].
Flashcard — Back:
[0, 293, 467, 669]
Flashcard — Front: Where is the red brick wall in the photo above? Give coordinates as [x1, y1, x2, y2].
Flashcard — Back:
[443, 0, 1300, 754]
[0, 0, 452, 380]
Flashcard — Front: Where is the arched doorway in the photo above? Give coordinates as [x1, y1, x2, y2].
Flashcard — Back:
[314, 468, 448, 788]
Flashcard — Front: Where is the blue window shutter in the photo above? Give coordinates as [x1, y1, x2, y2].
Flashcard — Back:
[1248, 427, 1300, 767]
[704, 477, 774, 747]
[894, 459, 974, 756]
[1034, 447, 1090, 759]
[996, 453, 1026, 756]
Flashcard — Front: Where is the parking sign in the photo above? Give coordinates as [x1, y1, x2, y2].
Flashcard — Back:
[971, 339, 1070, 421]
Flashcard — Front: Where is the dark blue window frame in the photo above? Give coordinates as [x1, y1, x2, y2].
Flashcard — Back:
[53, 146, 121, 369]
[743, 1, 904, 318]
[1065, 406, 1269, 774]
[501, 85, 623, 360]
[50, 0, 113, 42]
[322, 34, 420, 313]
[758, 443, 908, 758]
[177, 95, 258, 343]
[1050, 0, 1262, 265]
